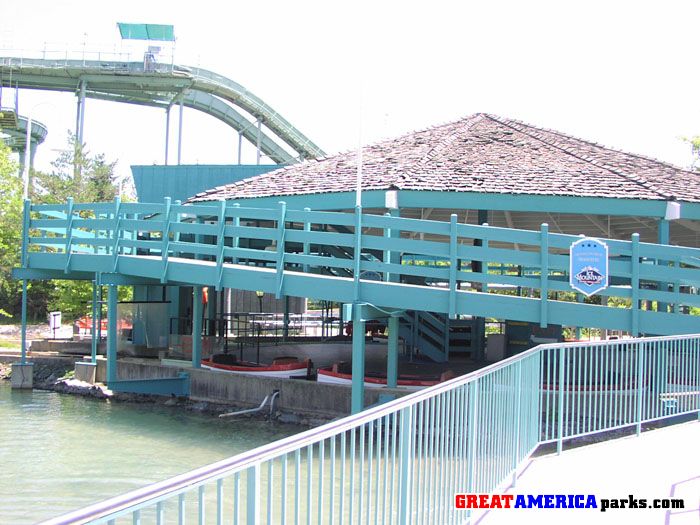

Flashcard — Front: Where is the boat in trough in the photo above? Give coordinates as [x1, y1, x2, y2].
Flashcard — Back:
[201, 355, 312, 379]
[317, 362, 455, 390]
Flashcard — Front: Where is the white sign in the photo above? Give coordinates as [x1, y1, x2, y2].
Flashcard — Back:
[48, 311, 62, 330]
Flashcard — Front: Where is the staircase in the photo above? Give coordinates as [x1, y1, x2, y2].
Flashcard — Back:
[399, 310, 476, 362]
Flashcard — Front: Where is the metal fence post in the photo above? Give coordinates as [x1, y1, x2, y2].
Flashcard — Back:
[636, 341, 646, 436]
[557, 345, 565, 454]
[398, 406, 414, 525]
[246, 465, 260, 525]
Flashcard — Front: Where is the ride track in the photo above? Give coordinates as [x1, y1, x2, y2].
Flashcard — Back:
[0, 55, 325, 164]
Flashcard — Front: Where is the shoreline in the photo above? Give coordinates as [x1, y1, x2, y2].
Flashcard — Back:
[0, 360, 316, 426]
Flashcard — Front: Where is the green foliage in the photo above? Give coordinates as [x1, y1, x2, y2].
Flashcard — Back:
[681, 136, 700, 171]
[32, 132, 117, 203]
[0, 134, 122, 321]
[0, 142, 23, 315]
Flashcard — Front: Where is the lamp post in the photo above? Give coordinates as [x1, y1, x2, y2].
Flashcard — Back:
[255, 290, 264, 313]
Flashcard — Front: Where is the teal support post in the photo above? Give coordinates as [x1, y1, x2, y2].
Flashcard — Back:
[448, 214, 458, 318]
[20, 280, 28, 364]
[192, 287, 203, 368]
[387, 316, 399, 388]
[275, 201, 287, 299]
[160, 197, 171, 283]
[657, 219, 670, 313]
[631, 233, 640, 336]
[20, 199, 30, 365]
[353, 206, 363, 301]
[351, 304, 366, 414]
[90, 276, 99, 364]
[539, 223, 549, 328]
[106, 284, 118, 383]
[302, 207, 311, 273]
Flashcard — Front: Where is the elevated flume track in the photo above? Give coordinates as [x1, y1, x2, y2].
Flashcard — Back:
[0, 56, 325, 164]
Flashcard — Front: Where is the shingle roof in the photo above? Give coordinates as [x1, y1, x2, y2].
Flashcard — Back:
[187, 113, 700, 204]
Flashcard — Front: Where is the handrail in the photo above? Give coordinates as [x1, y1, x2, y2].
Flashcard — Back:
[38, 333, 700, 524]
[22, 199, 700, 337]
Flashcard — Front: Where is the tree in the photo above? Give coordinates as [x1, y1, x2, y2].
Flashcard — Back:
[0, 142, 23, 317]
[32, 132, 118, 203]
[681, 136, 700, 171]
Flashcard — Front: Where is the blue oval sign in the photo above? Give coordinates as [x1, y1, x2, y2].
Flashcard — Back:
[569, 238, 609, 296]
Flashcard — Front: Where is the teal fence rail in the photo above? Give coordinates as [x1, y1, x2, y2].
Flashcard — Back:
[19, 199, 700, 336]
[38, 334, 700, 525]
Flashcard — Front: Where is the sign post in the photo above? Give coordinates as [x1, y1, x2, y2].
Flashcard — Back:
[569, 238, 609, 297]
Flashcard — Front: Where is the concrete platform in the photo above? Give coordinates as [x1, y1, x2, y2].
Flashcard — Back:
[476, 421, 700, 525]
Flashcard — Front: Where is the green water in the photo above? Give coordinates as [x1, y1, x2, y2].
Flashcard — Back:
[0, 381, 305, 524]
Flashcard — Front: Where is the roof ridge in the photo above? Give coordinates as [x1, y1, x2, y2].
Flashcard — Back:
[484, 114, 679, 201]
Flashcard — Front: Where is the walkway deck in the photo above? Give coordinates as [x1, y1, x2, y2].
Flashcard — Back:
[477, 421, 700, 525]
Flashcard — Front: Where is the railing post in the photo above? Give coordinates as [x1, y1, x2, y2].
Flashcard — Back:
[302, 207, 311, 274]
[631, 233, 640, 336]
[557, 345, 565, 454]
[398, 406, 414, 525]
[21, 199, 30, 268]
[192, 287, 203, 369]
[215, 199, 226, 291]
[106, 284, 118, 384]
[111, 197, 122, 272]
[246, 465, 260, 525]
[351, 303, 366, 414]
[160, 197, 171, 283]
[539, 223, 549, 328]
[449, 213, 458, 319]
[511, 360, 522, 487]
[275, 201, 286, 299]
[466, 378, 479, 522]
[230, 202, 240, 264]
[353, 205, 362, 301]
[64, 197, 74, 273]
[635, 341, 646, 436]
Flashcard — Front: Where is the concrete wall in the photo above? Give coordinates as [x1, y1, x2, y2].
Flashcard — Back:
[96, 358, 409, 419]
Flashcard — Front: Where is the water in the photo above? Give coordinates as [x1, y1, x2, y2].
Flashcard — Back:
[0, 381, 306, 524]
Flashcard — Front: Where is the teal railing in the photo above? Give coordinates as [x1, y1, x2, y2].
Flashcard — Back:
[21, 199, 700, 336]
[38, 334, 700, 524]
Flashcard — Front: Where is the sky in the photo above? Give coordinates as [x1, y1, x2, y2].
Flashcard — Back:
[1, 0, 699, 186]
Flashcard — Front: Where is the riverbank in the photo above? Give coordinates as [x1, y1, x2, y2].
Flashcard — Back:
[0, 359, 318, 424]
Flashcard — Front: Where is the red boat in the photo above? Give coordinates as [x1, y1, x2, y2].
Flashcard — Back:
[201, 355, 312, 379]
[317, 363, 455, 390]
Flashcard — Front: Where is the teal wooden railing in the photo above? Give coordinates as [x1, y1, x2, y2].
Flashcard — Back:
[38, 334, 700, 524]
[20, 199, 700, 336]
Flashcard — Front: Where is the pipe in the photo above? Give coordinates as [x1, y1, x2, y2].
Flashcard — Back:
[219, 390, 280, 419]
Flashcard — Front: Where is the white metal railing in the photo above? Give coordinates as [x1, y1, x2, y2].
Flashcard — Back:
[37, 334, 700, 524]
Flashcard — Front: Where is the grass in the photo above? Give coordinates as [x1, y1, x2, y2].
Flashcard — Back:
[0, 340, 20, 350]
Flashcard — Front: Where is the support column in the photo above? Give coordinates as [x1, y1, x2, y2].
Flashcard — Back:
[351, 304, 366, 414]
[78, 80, 86, 145]
[12, 279, 33, 388]
[192, 286, 203, 368]
[20, 279, 28, 364]
[283, 295, 290, 341]
[387, 316, 399, 388]
[256, 118, 262, 165]
[106, 284, 118, 384]
[177, 97, 184, 165]
[164, 106, 171, 165]
[657, 219, 670, 314]
[90, 277, 98, 363]
[472, 209, 488, 361]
